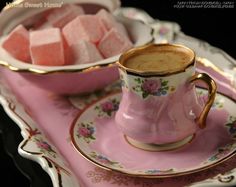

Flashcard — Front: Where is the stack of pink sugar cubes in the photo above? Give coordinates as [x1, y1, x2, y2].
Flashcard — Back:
[2, 4, 133, 66]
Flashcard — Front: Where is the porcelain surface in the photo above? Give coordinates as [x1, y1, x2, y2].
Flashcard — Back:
[70, 88, 236, 178]
[0, 6, 236, 187]
[115, 44, 216, 146]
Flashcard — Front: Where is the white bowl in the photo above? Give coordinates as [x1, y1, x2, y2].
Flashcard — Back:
[0, 0, 154, 95]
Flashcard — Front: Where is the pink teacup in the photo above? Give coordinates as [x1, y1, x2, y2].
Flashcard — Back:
[115, 43, 217, 151]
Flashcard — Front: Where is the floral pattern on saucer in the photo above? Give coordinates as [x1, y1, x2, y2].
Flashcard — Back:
[143, 168, 175, 174]
[95, 98, 119, 117]
[201, 116, 236, 165]
[77, 122, 95, 143]
[89, 151, 123, 168]
[71, 89, 236, 178]
[207, 142, 236, 163]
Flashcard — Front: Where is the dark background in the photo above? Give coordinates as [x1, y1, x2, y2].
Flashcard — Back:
[122, 0, 236, 59]
[0, 0, 235, 186]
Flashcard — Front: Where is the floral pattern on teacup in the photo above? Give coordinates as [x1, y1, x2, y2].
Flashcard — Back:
[132, 78, 175, 98]
[77, 122, 95, 143]
[95, 99, 119, 117]
[89, 151, 123, 168]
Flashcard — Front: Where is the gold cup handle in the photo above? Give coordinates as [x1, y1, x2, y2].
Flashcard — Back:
[189, 73, 217, 129]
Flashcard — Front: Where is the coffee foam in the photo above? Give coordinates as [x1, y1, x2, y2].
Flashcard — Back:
[123, 45, 194, 72]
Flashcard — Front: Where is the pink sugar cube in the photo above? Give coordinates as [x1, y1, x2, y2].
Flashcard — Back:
[2, 24, 30, 62]
[96, 9, 130, 41]
[62, 15, 105, 45]
[30, 28, 65, 66]
[98, 28, 133, 58]
[47, 4, 84, 28]
[70, 40, 103, 64]
[113, 22, 129, 39]
[62, 35, 74, 65]
[96, 9, 117, 31]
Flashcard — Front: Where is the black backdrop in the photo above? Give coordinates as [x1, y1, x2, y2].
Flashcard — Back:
[121, 0, 236, 59]
[0, 0, 235, 186]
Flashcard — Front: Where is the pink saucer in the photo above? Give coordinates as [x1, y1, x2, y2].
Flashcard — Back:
[70, 88, 236, 178]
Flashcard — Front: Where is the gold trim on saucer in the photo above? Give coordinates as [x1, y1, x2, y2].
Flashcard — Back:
[70, 91, 236, 179]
